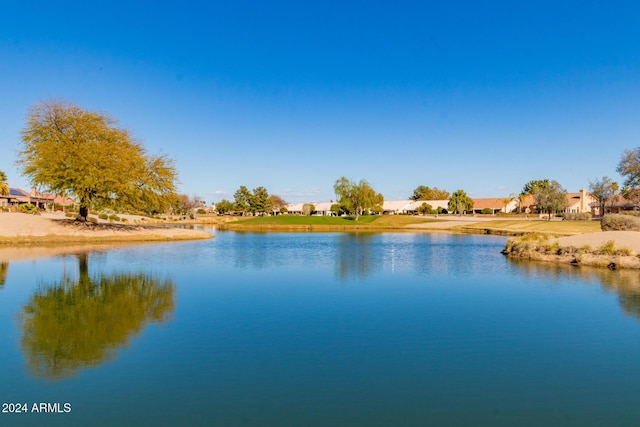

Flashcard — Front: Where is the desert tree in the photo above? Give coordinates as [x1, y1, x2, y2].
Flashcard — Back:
[214, 199, 234, 215]
[172, 194, 202, 217]
[588, 176, 618, 217]
[302, 203, 315, 216]
[521, 179, 550, 196]
[618, 147, 640, 188]
[448, 190, 473, 215]
[19, 101, 177, 221]
[0, 170, 8, 196]
[531, 180, 568, 220]
[416, 202, 433, 215]
[409, 185, 450, 201]
[333, 177, 384, 221]
[268, 194, 287, 213]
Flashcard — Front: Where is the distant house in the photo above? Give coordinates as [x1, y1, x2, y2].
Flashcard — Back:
[2, 188, 56, 210]
[590, 194, 640, 217]
[382, 200, 413, 215]
[471, 198, 517, 214]
[564, 189, 596, 214]
[312, 202, 335, 216]
[284, 203, 304, 215]
[0, 188, 76, 211]
[283, 202, 330, 215]
[383, 200, 449, 215]
[516, 189, 595, 215]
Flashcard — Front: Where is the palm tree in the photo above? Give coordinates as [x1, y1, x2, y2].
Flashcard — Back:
[0, 170, 9, 196]
[518, 193, 527, 214]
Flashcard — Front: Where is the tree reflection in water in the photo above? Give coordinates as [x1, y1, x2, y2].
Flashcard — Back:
[20, 253, 175, 380]
[0, 262, 7, 287]
[335, 233, 376, 279]
[509, 259, 640, 321]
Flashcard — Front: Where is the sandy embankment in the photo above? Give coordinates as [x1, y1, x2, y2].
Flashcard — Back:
[0, 212, 213, 245]
[552, 231, 640, 254]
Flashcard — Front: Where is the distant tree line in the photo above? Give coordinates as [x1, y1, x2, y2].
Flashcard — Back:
[9, 100, 640, 221]
[215, 186, 287, 216]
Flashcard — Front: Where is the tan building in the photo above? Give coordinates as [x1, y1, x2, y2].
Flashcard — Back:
[516, 189, 595, 215]
[564, 189, 597, 214]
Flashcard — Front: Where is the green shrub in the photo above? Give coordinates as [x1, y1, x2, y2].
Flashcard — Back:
[99, 213, 109, 220]
[601, 214, 640, 231]
[480, 208, 493, 215]
[564, 212, 592, 221]
[65, 213, 75, 218]
[108, 214, 121, 221]
[620, 211, 640, 217]
[417, 203, 433, 215]
[19, 203, 38, 214]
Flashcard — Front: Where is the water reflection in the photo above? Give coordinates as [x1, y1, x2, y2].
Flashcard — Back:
[0, 262, 7, 287]
[335, 233, 377, 279]
[231, 231, 272, 270]
[509, 260, 640, 320]
[20, 253, 175, 380]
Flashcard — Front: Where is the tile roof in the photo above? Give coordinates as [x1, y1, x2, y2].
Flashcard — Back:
[472, 198, 515, 209]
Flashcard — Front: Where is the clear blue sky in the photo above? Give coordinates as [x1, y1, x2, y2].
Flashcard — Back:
[1, 1, 639, 203]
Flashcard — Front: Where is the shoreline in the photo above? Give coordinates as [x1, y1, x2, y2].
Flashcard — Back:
[502, 231, 640, 270]
[0, 213, 213, 246]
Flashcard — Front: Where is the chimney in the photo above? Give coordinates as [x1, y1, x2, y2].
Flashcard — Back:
[31, 187, 36, 196]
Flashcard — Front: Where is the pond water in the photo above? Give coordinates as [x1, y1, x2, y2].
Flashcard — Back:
[2, 230, 640, 426]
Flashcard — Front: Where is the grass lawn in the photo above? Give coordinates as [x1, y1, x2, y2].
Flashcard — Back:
[457, 219, 602, 236]
[218, 215, 603, 236]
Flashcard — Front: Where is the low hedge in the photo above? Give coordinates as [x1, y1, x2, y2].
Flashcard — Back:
[564, 212, 592, 221]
